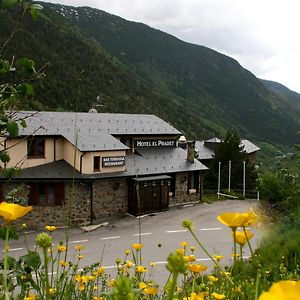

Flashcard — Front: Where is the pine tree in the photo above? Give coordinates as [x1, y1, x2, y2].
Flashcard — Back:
[204, 130, 257, 192]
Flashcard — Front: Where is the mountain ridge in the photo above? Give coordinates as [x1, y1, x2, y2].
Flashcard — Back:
[1, 2, 300, 150]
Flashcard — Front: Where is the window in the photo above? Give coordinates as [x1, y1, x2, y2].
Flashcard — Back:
[28, 183, 64, 206]
[27, 137, 45, 158]
[93, 156, 100, 172]
[188, 171, 200, 193]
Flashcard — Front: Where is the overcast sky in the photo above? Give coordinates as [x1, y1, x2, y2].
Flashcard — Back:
[40, 0, 300, 93]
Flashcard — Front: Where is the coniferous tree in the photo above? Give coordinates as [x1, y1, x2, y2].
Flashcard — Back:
[204, 130, 257, 192]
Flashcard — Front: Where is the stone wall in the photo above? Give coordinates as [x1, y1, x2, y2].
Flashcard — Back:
[92, 177, 128, 223]
[0, 181, 91, 230]
[169, 172, 200, 206]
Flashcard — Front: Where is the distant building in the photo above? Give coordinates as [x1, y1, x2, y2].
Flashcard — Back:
[0, 111, 207, 229]
[195, 138, 260, 165]
[178, 137, 260, 166]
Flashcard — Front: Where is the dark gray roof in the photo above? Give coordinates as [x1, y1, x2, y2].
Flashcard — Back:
[0, 160, 82, 180]
[196, 138, 260, 160]
[195, 141, 215, 160]
[13, 111, 181, 151]
[3, 147, 207, 180]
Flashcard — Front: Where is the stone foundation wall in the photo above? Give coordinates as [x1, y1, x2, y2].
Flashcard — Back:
[169, 172, 200, 206]
[92, 177, 128, 222]
[0, 181, 91, 230]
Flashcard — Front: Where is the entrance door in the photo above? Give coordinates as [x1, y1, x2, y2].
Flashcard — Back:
[129, 177, 170, 216]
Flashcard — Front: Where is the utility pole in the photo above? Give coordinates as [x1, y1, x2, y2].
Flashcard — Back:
[218, 161, 221, 198]
[228, 160, 231, 192]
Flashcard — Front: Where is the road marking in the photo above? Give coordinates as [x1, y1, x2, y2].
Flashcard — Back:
[3, 247, 23, 252]
[166, 229, 187, 233]
[104, 265, 117, 269]
[196, 258, 211, 261]
[199, 227, 222, 231]
[133, 232, 152, 236]
[100, 236, 120, 240]
[69, 239, 89, 244]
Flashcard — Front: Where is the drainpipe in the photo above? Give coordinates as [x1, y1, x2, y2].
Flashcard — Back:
[3, 138, 8, 169]
[53, 137, 58, 162]
[90, 181, 93, 224]
[80, 152, 87, 173]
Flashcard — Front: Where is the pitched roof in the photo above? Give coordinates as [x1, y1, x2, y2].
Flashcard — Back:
[196, 138, 260, 160]
[13, 111, 181, 151]
[3, 147, 207, 180]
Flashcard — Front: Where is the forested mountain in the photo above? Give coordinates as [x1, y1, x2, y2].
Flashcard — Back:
[261, 79, 300, 105]
[1, 2, 300, 149]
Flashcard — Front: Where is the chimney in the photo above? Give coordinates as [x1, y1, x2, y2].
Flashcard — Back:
[187, 141, 196, 162]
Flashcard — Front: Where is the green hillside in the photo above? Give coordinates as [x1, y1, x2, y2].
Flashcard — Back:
[55, 3, 300, 146]
[1, 2, 300, 149]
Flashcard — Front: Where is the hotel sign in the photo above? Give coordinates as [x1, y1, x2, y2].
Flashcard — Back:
[102, 156, 125, 167]
[134, 139, 176, 148]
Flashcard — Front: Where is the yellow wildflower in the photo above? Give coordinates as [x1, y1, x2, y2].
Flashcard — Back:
[59, 260, 68, 267]
[108, 279, 116, 287]
[188, 264, 208, 273]
[181, 241, 188, 247]
[150, 262, 156, 267]
[115, 258, 122, 264]
[176, 248, 185, 255]
[125, 249, 131, 255]
[75, 245, 84, 251]
[49, 288, 56, 295]
[258, 280, 300, 300]
[136, 265, 147, 273]
[21, 223, 27, 230]
[132, 243, 143, 250]
[93, 285, 98, 291]
[78, 254, 84, 260]
[126, 260, 134, 268]
[214, 255, 224, 261]
[144, 287, 158, 295]
[211, 292, 226, 299]
[88, 276, 96, 282]
[233, 230, 254, 246]
[217, 212, 249, 229]
[93, 297, 104, 300]
[45, 225, 56, 232]
[24, 293, 36, 300]
[207, 275, 218, 282]
[57, 245, 67, 252]
[190, 246, 196, 252]
[139, 282, 147, 289]
[0, 202, 32, 224]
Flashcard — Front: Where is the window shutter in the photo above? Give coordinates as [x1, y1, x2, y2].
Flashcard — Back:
[54, 182, 65, 206]
[28, 183, 39, 205]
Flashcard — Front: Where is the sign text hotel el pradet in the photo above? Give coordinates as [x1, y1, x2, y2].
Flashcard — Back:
[134, 139, 176, 148]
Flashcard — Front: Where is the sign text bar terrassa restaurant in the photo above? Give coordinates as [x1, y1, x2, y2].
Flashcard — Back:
[102, 156, 125, 167]
[134, 139, 176, 148]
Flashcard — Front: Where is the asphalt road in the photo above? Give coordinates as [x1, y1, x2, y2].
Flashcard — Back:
[2, 199, 259, 286]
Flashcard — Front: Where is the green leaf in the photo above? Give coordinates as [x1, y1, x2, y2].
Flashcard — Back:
[0, 150, 10, 163]
[2, 0, 20, 9]
[0, 59, 10, 73]
[17, 58, 36, 75]
[28, 4, 43, 21]
[6, 118, 19, 137]
[0, 226, 19, 240]
[21, 119, 27, 128]
[17, 83, 34, 96]
[19, 251, 41, 270]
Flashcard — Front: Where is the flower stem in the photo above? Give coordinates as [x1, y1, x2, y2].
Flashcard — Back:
[167, 272, 178, 300]
[43, 247, 50, 300]
[3, 226, 10, 300]
[242, 225, 254, 256]
[232, 228, 237, 264]
[187, 227, 234, 284]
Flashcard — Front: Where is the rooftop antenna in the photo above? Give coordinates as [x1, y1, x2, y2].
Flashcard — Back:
[88, 95, 105, 113]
